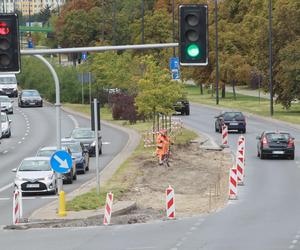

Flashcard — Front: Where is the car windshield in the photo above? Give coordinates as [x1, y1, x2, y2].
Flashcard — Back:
[19, 160, 51, 171]
[36, 150, 56, 157]
[0, 77, 16, 84]
[0, 96, 10, 102]
[223, 112, 244, 120]
[22, 91, 40, 97]
[266, 133, 290, 142]
[62, 143, 81, 153]
[71, 129, 94, 139]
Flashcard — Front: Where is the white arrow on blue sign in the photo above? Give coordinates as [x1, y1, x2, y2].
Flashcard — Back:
[50, 150, 72, 173]
[169, 57, 180, 71]
[172, 69, 180, 80]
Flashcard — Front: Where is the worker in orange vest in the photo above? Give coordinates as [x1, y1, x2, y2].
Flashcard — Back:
[156, 129, 170, 165]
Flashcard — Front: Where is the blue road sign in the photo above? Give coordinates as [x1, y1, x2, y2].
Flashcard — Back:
[172, 69, 180, 80]
[169, 57, 180, 70]
[28, 40, 33, 48]
[82, 52, 87, 61]
[50, 150, 72, 174]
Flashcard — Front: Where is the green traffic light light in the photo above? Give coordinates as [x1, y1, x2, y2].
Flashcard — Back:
[186, 44, 200, 58]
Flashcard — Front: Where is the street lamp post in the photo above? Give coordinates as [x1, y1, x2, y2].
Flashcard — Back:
[268, 0, 274, 116]
[172, 0, 175, 57]
[215, 0, 219, 105]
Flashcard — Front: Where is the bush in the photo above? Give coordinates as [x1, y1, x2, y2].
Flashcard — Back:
[110, 92, 139, 124]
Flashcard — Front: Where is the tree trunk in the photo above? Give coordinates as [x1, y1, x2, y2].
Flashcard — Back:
[232, 80, 236, 100]
[200, 83, 203, 95]
[221, 82, 226, 98]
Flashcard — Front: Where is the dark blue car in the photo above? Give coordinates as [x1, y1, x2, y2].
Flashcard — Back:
[215, 111, 246, 133]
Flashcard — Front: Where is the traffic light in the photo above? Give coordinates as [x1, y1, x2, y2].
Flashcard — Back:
[0, 13, 20, 73]
[179, 4, 208, 66]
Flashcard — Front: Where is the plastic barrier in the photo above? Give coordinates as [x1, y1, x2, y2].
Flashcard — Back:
[222, 125, 228, 145]
[166, 185, 175, 219]
[103, 192, 114, 225]
[12, 188, 22, 225]
[229, 168, 238, 200]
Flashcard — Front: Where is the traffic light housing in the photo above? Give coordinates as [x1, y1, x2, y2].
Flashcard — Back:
[179, 4, 208, 66]
[0, 13, 20, 73]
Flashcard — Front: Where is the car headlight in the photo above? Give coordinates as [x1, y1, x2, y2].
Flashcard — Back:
[15, 175, 23, 181]
[91, 141, 96, 147]
[45, 173, 54, 181]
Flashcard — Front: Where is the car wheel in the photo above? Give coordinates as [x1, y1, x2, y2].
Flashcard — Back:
[73, 172, 77, 180]
[260, 152, 265, 159]
[242, 128, 246, 134]
[215, 125, 218, 132]
[257, 151, 260, 157]
[99, 146, 102, 155]
[289, 153, 295, 160]
[7, 130, 11, 138]
[185, 107, 190, 116]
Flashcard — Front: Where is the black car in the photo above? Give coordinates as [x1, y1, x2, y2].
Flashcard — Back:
[70, 128, 102, 157]
[215, 111, 246, 133]
[174, 99, 190, 115]
[257, 131, 295, 160]
[18, 89, 43, 107]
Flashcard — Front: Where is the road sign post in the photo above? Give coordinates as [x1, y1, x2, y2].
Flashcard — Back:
[93, 98, 100, 195]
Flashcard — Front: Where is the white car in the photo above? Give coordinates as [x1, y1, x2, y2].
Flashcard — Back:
[0, 95, 13, 114]
[1, 112, 11, 138]
[12, 157, 57, 194]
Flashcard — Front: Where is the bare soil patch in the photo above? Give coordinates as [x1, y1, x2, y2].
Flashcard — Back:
[119, 141, 233, 220]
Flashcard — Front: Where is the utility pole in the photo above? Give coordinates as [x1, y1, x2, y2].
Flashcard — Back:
[112, 0, 116, 45]
[141, 0, 145, 44]
[268, 0, 274, 116]
[172, 0, 175, 57]
[214, 0, 219, 105]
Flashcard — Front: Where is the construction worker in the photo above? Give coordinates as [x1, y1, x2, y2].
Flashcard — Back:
[156, 129, 170, 165]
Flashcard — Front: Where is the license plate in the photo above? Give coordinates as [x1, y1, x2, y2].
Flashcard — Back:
[27, 183, 39, 188]
[230, 122, 238, 125]
[30, 102, 35, 105]
[273, 151, 284, 154]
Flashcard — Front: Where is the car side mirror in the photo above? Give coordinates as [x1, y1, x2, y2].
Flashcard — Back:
[12, 168, 17, 172]
[9, 119, 12, 123]
[11, 100, 14, 103]
[256, 136, 261, 140]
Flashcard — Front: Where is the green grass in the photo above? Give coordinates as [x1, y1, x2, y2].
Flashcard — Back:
[185, 85, 300, 124]
[64, 102, 198, 211]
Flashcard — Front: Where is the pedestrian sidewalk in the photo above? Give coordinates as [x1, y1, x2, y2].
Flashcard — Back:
[226, 86, 271, 99]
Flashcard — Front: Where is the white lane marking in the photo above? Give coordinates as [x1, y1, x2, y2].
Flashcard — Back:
[292, 240, 298, 244]
[0, 183, 13, 193]
[68, 115, 79, 128]
[289, 245, 295, 249]
[25, 133, 28, 136]
[22, 197, 35, 200]
[126, 247, 156, 250]
[295, 235, 300, 239]
[3, 150, 8, 154]
[0, 198, 10, 201]
[102, 142, 111, 145]
[41, 196, 57, 199]
[18, 141, 22, 144]
[190, 226, 197, 231]
[22, 137, 25, 140]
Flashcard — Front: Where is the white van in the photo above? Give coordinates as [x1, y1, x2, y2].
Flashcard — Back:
[0, 74, 18, 97]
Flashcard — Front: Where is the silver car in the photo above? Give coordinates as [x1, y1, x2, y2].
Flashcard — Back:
[1, 111, 11, 138]
[13, 157, 57, 194]
[0, 95, 13, 114]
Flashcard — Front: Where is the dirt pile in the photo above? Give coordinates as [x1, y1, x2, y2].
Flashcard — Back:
[120, 141, 233, 218]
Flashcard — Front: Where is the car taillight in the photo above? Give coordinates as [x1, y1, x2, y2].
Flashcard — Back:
[262, 137, 268, 148]
[288, 138, 294, 148]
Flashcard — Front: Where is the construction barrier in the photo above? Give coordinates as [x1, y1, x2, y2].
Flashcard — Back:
[222, 125, 228, 145]
[236, 147, 245, 185]
[103, 192, 114, 225]
[166, 185, 175, 219]
[229, 168, 238, 200]
[12, 188, 22, 225]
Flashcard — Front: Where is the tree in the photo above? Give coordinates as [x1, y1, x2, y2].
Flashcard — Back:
[135, 56, 184, 118]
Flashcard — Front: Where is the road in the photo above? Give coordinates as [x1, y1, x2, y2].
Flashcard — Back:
[1, 102, 300, 250]
[0, 100, 128, 226]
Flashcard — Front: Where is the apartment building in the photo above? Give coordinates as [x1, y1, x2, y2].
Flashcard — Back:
[0, 0, 66, 15]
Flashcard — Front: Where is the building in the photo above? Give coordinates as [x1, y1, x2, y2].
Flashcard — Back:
[0, 0, 66, 15]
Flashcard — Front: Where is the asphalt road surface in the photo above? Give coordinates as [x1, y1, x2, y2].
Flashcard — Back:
[0, 100, 128, 226]
[1, 102, 300, 250]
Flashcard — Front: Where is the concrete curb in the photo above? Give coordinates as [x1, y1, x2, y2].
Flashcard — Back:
[28, 105, 141, 223]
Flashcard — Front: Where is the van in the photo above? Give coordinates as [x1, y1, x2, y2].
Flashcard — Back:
[0, 74, 18, 97]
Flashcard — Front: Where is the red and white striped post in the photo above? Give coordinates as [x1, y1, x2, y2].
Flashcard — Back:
[236, 149, 245, 185]
[237, 135, 246, 180]
[222, 125, 228, 146]
[229, 168, 238, 200]
[103, 192, 113, 225]
[12, 188, 22, 225]
[166, 185, 175, 219]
